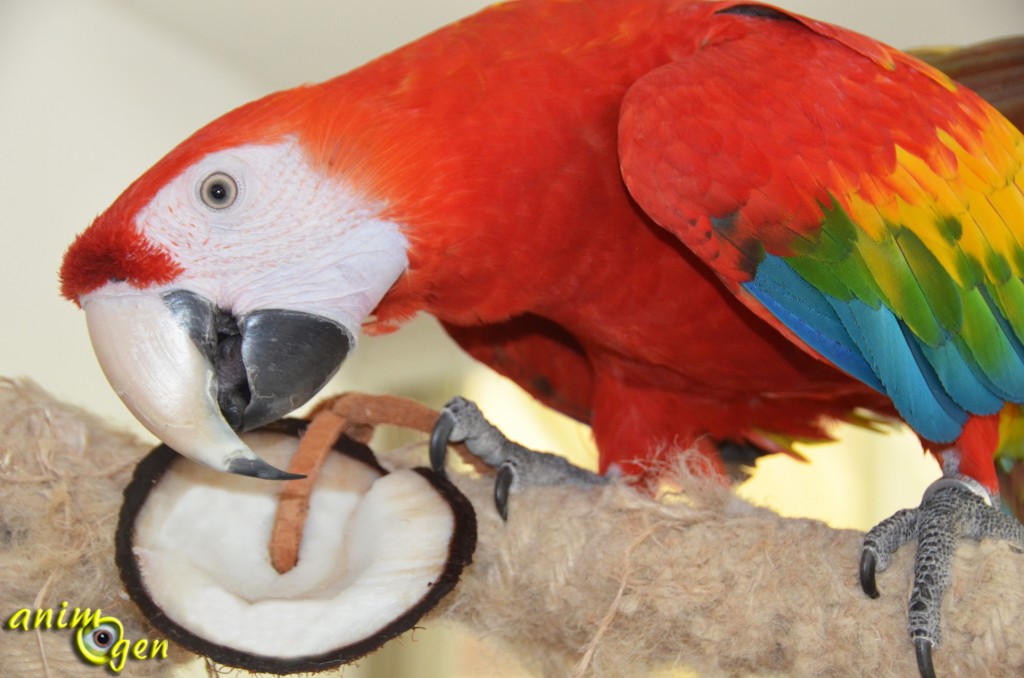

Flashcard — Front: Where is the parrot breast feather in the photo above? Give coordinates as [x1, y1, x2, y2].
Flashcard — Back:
[619, 5, 1024, 445]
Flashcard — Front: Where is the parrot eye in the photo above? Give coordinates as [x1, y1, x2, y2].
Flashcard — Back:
[199, 172, 238, 210]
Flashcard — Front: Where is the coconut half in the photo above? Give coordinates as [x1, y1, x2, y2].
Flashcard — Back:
[116, 419, 476, 674]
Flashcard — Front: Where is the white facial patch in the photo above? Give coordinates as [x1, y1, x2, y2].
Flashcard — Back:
[137, 138, 409, 337]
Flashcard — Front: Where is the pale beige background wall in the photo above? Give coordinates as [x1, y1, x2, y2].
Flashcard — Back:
[1, 1, 1023, 674]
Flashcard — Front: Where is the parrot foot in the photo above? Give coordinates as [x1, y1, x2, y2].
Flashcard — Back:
[859, 475, 1024, 678]
[430, 396, 609, 520]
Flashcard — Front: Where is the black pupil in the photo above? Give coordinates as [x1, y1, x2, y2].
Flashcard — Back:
[94, 630, 111, 646]
[209, 182, 228, 201]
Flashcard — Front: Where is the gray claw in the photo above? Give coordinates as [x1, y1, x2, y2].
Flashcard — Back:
[859, 549, 879, 599]
[495, 464, 514, 521]
[430, 409, 456, 479]
[860, 507, 918, 598]
[434, 396, 609, 519]
[915, 638, 936, 678]
[862, 476, 1024, 678]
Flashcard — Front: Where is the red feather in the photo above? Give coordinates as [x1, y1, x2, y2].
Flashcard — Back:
[67, 0, 1020, 488]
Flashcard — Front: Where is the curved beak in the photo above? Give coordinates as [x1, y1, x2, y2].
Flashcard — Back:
[83, 290, 351, 479]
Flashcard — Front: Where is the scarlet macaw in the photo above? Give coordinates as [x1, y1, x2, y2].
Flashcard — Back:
[59, 1, 1024, 675]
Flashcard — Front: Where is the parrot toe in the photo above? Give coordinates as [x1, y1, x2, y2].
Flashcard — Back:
[860, 476, 1024, 678]
[430, 396, 608, 520]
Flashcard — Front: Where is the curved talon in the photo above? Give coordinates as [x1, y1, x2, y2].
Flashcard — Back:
[494, 464, 514, 521]
[429, 410, 456, 479]
[860, 473, 1024, 676]
[859, 549, 880, 599]
[914, 638, 936, 678]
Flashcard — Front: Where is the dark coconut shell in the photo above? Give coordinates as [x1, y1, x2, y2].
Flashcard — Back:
[116, 418, 476, 674]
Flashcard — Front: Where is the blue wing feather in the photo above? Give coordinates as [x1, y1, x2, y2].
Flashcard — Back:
[919, 339, 1005, 415]
[746, 254, 983, 443]
[745, 255, 883, 391]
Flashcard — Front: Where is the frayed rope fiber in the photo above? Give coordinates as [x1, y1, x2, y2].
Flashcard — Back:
[0, 378, 191, 677]
[439, 465, 1024, 677]
[1, 378, 1023, 676]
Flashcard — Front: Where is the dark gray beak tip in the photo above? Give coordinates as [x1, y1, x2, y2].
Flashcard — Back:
[227, 456, 306, 481]
[236, 310, 352, 432]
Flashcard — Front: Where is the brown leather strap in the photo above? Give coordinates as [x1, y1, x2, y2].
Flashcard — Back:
[269, 393, 476, 573]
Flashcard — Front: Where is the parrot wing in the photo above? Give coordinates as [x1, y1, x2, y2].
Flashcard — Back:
[619, 4, 1024, 445]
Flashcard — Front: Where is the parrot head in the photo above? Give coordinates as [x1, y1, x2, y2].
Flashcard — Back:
[59, 90, 411, 479]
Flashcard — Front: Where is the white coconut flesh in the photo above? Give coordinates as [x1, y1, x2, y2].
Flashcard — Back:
[121, 428, 475, 665]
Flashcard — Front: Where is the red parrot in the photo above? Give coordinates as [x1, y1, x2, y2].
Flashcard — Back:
[59, 1, 1024, 674]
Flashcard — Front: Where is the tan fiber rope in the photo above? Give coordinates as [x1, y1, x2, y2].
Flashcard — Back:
[4, 379, 1023, 676]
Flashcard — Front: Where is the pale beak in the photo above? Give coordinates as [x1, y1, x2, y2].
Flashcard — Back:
[83, 289, 350, 479]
